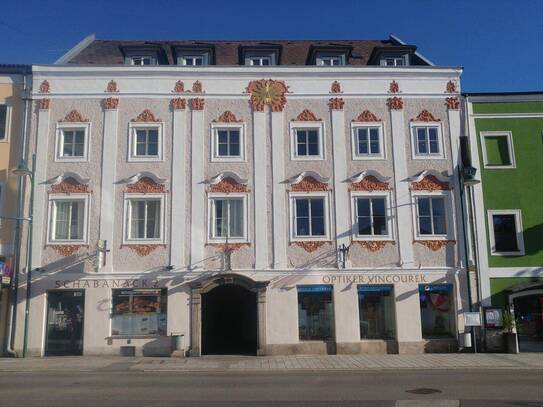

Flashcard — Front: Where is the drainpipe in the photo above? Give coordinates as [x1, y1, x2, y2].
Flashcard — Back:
[4, 69, 31, 357]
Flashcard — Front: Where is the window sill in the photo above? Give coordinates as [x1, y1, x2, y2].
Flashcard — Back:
[490, 251, 525, 257]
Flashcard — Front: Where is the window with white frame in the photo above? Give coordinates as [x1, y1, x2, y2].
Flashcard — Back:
[129, 124, 163, 161]
[292, 195, 328, 239]
[130, 56, 155, 66]
[380, 56, 407, 66]
[0, 104, 9, 141]
[56, 124, 89, 161]
[411, 124, 444, 158]
[353, 195, 391, 238]
[180, 55, 205, 66]
[48, 195, 88, 243]
[247, 56, 272, 66]
[316, 54, 345, 66]
[125, 196, 164, 242]
[488, 210, 524, 256]
[480, 131, 515, 168]
[414, 195, 448, 237]
[208, 195, 247, 241]
[352, 124, 384, 159]
[291, 124, 324, 160]
[211, 125, 244, 161]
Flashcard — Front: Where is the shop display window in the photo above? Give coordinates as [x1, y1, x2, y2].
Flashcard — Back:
[419, 284, 455, 338]
[111, 289, 167, 336]
[358, 285, 395, 339]
[297, 285, 333, 340]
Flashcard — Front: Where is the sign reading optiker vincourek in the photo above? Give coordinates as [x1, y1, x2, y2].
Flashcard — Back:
[322, 274, 429, 285]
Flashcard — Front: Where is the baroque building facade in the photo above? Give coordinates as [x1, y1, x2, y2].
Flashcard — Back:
[12, 38, 468, 356]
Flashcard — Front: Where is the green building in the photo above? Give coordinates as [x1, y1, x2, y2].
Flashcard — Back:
[464, 93, 543, 352]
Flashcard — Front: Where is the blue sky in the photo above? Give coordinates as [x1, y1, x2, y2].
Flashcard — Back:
[1, 0, 542, 92]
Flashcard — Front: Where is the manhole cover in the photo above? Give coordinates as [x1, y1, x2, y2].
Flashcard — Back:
[405, 388, 442, 395]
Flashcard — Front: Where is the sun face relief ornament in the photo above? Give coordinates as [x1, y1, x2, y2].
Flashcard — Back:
[246, 79, 289, 112]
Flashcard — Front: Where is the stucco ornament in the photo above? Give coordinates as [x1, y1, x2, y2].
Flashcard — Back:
[410, 171, 451, 191]
[209, 177, 249, 193]
[290, 241, 330, 253]
[386, 97, 403, 110]
[414, 240, 456, 251]
[446, 80, 457, 93]
[353, 110, 381, 122]
[39, 99, 50, 110]
[51, 245, 81, 257]
[206, 243, 250, 251]
[50, 176, 90, 194]
[246, 79, 289, 112]
[173, 80, 185, 93]
[39, 80, 50, 93]
[413, 110, 440, 122]
[190, 98, 205, 110]
[192, 80, 203, 93]
[213, 111, 242, 123]
[105, 80, 119, 93]
[131, 109, 161, 122]
[288, 172, 330, 192]
[103, 97, 119, 110]
[389, 80, 400, 94]
[355, 241, 394, 252]
[446, 97, 460, 110]
[328, 98, 345, 110]
[330, 81, 342, 93]
[293, 109, 321, 121]
[126, 177, 167, 193]
[350, 176, 391, 192]
[171, 98, 186, 110]
[125, 245, 164, 256]
[60, 110, 88, 123]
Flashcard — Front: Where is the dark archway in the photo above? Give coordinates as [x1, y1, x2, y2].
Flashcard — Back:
[201, 284, 257, 355]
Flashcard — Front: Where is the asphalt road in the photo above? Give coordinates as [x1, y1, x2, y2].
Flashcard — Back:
[0, 369, 542, 406]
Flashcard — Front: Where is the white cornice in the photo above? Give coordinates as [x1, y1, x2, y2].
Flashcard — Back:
[408, 169, 451, 184]
[206, 171, 248, 185]
[45, 172, 90, 185]
[347, 170, 390, 184]
[119, 172, 168, 185]
[287, 171, 330, 185]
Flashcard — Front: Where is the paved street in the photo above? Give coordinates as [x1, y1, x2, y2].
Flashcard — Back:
[0, 355, 543, 405]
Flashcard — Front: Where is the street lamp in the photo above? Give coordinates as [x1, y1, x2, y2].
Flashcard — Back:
[12, 155, 35, 357]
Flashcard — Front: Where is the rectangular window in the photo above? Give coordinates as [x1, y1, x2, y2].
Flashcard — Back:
[382, 57, 406, 66]
[416, 196, 447, 236]
[180, 55, 205, 66]
[419, 284, 454, 338]
[295, 129, 321, 157]
[0, 105, 7, 140]
[355, 127, 381, 157]
[60, 129, 86, 158]
[127, 199, 162, 240]
[355, 197, 388, 236]
[111, 289, 167, 336]
[248, 57, 272, 66]
[316, 55, 344, 66]
[481, 132, 515, 168]
[489, 210, 524, 255]
[210, 197, 245, 239]
[294, 197, 326, 237]
[358, 285, 395, 339]
[129, 125, 163, 161]
[297, 285, 333, 340]
[216, 129, 241, 158]
[414, 126, 441, 156]
[50, 199, 86, 242]
[131, 56, 154, 66]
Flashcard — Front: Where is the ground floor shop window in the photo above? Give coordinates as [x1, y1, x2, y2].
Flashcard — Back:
[358, 285, 395, 339]
[111, 289, 167, 336]
[419, 284, 454, 338]
[297, 285, 333, 340]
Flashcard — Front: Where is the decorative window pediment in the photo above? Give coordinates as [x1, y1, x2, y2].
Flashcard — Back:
[120, 172, 168, 193]
[207, 172, 249, 193]
[292, 109, 322, 122]
[352, 110, 381, 122]
[59, 110, 88, 123]
[348, 170, 391, 191]
[131, 109, 161, 123]
[288, 171, 330, 192]
[409, 170, 451, 191]
[213, 111, 242, 123]
[412, 110, 440, 122]
[47, 173, 91, 194]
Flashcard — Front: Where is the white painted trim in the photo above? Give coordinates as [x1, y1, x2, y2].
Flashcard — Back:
[489, 267, 543, 278]
[350, 122, 386, 160]
[411, 191, 455, 241]
[479, 131, 516, 169]
[206, 171, 248, 186]
[289, 191, 331, 242]
[119, 172, 168, 186]
[190, 110, 206, 269]
[271, 111, 287, 269]
[0, 102, 12, 143]
[207, 193, 249, 243]
[170, 108, 187, 268]
[290, 121, 325, 161]
[54, 33, 96, 65]
[347, 170, 390, 184]
[54, 122, 91, 162]
[350, 191, 395, 241]
[287, 171, 330, 186]
[45, 172, 91, 186]
[210, 123, 246, 162]
[127, 122, 164, 162]
[253, 110, 269, 269]
[487, 209, 525, 256]
[408, 169, 451, 184]
[409, 121, 445, 160]
[46, 194, 90, 245]
[122, 193, 166, 244]
[471, 113, 543, 119]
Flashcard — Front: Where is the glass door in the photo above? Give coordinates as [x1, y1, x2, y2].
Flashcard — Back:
[514, 294, 543, 352]
[45, 290, 85, 356]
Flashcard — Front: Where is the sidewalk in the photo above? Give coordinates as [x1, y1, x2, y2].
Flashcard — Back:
[2, 353, 543, 372]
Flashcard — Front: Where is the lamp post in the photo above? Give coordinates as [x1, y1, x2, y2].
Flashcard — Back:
[13, 154, 35, 357]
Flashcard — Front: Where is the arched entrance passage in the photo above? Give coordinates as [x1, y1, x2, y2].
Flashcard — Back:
[189, 274, 269, 356]
[508, 284, 543, 352]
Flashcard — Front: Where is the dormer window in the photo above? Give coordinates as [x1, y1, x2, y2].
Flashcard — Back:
[180, 55, 205, 66]
[316, 53, 345, 66]
[175, 47, 213, 66]
[241, 47, 279, 66]
[248, 56, 272, 66]
[130, 55, 155, 66]
[380, 55, 408, 67]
